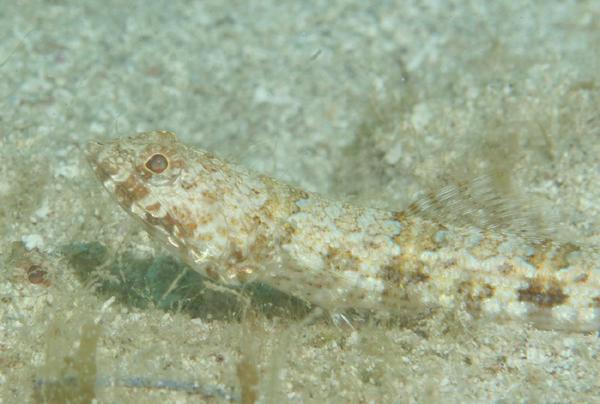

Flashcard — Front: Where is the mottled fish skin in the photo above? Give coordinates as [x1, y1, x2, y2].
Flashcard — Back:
[86, 131, 600, 332]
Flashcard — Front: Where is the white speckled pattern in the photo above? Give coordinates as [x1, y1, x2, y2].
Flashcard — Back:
[86, 131, 600, 332]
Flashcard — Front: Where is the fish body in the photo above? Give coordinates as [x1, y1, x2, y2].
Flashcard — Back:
[86, 131, 600, 332]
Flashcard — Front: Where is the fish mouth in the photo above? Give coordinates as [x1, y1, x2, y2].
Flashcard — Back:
[84, 140, 104, 163]
[84, 140, 104, 166]
[85, 140, 114, 184]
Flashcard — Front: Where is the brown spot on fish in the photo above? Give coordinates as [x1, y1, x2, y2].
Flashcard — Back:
[115, 175, 150, 207]
[324, 246, 360, 272]
[518, 279, 568, 308]
[144, 211, 180, 234]
[145, 202, 161, 212]
[552, 242, 580, 270]
[382, 256, 430, 288]
[526, 240, 579, 271]
[458, 280, 495, 314]
[27, 264, 50, 287]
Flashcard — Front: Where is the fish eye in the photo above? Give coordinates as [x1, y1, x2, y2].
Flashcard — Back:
[145, 153, 169, 174]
